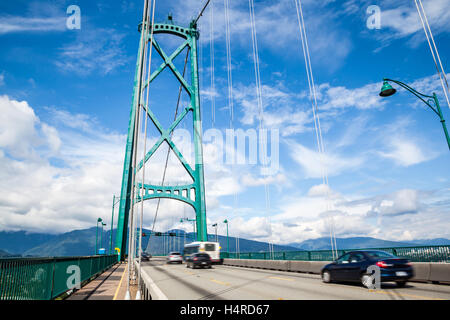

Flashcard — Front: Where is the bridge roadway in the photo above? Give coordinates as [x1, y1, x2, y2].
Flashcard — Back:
[141, 258, 450, 300]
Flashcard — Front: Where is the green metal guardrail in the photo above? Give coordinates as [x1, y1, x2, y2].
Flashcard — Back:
[221, 245, 450, 263]
[0, 255, 117, 300]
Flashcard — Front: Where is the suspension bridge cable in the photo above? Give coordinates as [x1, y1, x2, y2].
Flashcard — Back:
[194, 0, 212, 24]
[248, 0, 274, 259]
[414, 0, 450, 110]
[224, 0, 234, 124]
[210, 1, 216, 127]
[136, 0, 157, 299]
[293, 0, 337, 259]
[126, 0, 151, 300]
[223, 0, 239, 255]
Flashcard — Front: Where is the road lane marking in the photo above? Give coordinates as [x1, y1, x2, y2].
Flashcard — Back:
[368, 289, 444, 300]
[113, 264, 126, 300]
[268, 276, 295, 282]
[210, 279, 230, 286]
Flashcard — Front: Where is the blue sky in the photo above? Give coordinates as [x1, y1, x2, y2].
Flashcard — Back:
[0, 0, 449, 246]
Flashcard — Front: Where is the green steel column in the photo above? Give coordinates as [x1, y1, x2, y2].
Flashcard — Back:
[110, 195, 115, 255]
[189, 23, 208, 242]
[434, 93, 450, 150]
[95, 221, 98, 255]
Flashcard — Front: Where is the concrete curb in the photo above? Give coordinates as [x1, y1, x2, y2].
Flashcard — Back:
[223, 259, 450, 284]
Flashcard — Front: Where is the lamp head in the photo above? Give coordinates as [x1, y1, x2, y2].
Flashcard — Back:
[223, 219, 228, 224]
[379, 80, 397, 97]
[97, 218, 103, 222]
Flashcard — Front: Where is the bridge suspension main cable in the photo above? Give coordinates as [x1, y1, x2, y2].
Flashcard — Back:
[414, 0, 450, 110]
[210, 1, 216, 127]
[294, 0, 337, 260]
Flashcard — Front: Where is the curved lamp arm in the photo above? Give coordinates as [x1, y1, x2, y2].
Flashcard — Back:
[384, 78, 440, 117]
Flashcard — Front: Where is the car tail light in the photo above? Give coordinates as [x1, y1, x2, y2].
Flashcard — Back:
[194, 257, 198, 261]
[376, 261, 388, 268]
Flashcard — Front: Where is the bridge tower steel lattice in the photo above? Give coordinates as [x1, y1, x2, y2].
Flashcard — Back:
[115, 19, 208, 261]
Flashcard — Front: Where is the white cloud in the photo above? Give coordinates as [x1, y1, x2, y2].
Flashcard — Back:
[287, 140, 365, 179]
[368, 189, 420, 217]
[0, 16, 66, 35]
[379, 0, 450, 39]
[0, 95, 125, 233]
[55, 28, 129, 75]
[378, 138, 435, 166]
[172, 0, 352, 70]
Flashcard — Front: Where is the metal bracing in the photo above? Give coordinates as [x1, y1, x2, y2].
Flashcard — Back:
[115, 20, 208, 261]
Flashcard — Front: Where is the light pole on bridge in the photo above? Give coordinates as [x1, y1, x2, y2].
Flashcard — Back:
[95, 218, 102, 255]
[223, 219, 229, 255]
[212, 223, 218, 242]
[379, 78, 450, 150]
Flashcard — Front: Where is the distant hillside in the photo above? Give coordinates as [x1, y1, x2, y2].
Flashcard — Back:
[0, 248, 21, 257]
[288, 237, 418, 251]
[0, 228, 298, 257]
[407, 238, 450, 246]
[1, 228, 448, 258]
[0, 231, 57, 254]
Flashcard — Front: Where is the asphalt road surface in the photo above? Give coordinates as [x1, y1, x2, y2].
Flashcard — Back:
[141, 259, 450, 300]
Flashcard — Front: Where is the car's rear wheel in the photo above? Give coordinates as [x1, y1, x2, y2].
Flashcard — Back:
[322, 270, 331, 283]
[396, 281, 407, 287]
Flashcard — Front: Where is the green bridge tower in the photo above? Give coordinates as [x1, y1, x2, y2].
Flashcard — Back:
[115, 17, 208, 261]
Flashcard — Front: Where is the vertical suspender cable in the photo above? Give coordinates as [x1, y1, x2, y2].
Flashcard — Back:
[248, 0, 274, 259]
[414, 0, 450, 110]
[294, 0, 337, 260]
[224, 0, 239, 258]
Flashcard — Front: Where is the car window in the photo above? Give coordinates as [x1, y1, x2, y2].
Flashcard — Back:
[205, 244, 215, 251]
[349, 253, 365, 263]
[365, 251, 396, 259]
[336, 253, 351, 264]
[170, 252, 181, 255]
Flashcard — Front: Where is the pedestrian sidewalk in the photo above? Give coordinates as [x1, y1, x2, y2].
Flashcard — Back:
[67, 262, 137, 300]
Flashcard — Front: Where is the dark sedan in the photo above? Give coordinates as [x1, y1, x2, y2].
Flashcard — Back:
[185, 253, 212, 269]
[140, 252, 151, 262]
[321, 250, 414, 287]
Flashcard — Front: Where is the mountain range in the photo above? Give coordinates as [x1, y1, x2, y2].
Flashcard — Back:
[0, 228, 448, 258]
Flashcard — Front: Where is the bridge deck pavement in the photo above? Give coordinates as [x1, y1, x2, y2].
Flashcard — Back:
[141, 260, 450, 300]
[67, 262, 138, 300]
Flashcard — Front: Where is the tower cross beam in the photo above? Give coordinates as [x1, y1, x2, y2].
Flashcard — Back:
[137, 105, 194, 179]
[143, 38, 192, 95]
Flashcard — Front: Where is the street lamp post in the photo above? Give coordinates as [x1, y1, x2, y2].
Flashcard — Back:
[100, 222, 106, 253]
[379, 78, 450, 150]
[223, 219, 229, 254]
[110, 195, 120, 255]
[212, 223, 218, 242]
[96, 218, 102, 255]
